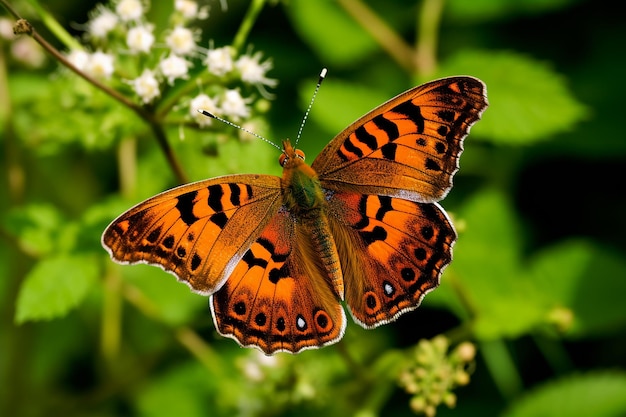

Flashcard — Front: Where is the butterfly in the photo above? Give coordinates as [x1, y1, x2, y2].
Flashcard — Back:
[102, 75, 488, 355]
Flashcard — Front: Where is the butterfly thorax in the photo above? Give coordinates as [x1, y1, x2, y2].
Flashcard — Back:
[280, 140, 326, 216]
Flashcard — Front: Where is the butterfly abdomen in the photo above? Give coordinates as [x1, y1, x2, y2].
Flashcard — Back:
[280, 143, 344, 300]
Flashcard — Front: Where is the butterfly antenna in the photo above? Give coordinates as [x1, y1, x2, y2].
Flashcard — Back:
[295, 68, 327, 146]
[197, 110, 281, 151]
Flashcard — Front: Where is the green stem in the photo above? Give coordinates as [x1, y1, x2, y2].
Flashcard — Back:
[122, 282, 225, 377]
[415, 0, 444, 77]
[23, 0, 83, 50]
[337, 0, 415, 73]
[479, 339, 523, 399]
[117, 136, 138, 199]
[176, 327, 226, 378]
[101, 265, 122, 362]
[231, 0, 267, 54]
[531, 333, 574, 375]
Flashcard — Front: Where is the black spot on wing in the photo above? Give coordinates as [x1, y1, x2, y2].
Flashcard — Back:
[391, 101, 425, 133]
[209, 212, 228, 229]
[375, 196, 393, 221]
[207, 184, 224, 212]
[372, 114, 399, 141]
[343, 136, 364, 158]
[228, 183, 242, 206]
[380, 142, 397, 160]
[241, 248, 268, 269]
[360, 225, 387, 246]
[425, 158, 441, 171]
[176, 192, 199, 226]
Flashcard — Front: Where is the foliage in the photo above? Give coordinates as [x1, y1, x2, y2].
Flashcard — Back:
[1, 0, 624, 416]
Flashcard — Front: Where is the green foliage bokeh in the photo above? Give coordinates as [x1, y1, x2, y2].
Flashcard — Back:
[1, 0, 625, 416]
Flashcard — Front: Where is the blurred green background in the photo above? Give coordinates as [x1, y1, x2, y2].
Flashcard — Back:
[1, 0, 625, 416]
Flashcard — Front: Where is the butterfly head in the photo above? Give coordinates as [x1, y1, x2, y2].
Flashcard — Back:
[279, 139, 306, 168]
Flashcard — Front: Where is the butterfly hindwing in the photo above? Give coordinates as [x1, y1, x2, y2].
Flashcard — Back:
[326, 191, 456, 327]
[211, 207, 346, 354]
[313, 77, 488, 203]
[102, 175, 283, 294]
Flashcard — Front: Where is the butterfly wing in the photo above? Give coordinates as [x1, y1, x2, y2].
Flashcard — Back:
[211, 206, 346, 354]
[102, 174, 283, 295]
[312, 76, 488, 203]
[314, 77, 487, 327]
[326, 192, 456, 327]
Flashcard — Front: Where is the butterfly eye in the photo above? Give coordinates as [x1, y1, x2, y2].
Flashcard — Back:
[279, 153, 287, 166]
[295, 149, 306, 160]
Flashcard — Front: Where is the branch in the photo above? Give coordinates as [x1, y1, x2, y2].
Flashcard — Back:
[3, 2, 189, 183]
[337, 0, 416, 73]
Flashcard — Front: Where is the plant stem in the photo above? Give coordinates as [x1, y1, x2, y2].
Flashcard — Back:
[122, 281, 225, 377]
[117, 136, 138, 199]
[2, 1, 188, 183]
[337, 0, 415, 73]
[415, 0, 444, 77]
[480, 339, 523, 399]
[24, 0, 82, 50]
[176, 327, 226, 378]
[232, 0, 267, 54]
[101, 265, 122, 362]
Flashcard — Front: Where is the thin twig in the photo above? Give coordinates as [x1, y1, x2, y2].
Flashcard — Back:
[2, 0, 189, 183]
[337, 0, 416, 73]
[415, 0, 444, 77]
[231, 0, 267, 54]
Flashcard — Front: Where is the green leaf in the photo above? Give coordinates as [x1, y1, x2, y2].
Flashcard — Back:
[3, 204, 64, 257]
[286, 1, 379, 67]
[438, 50, 588, 144]
[15, 254, 99, 323]
[448, 189, 626, 340]
[504, 371, 626, 417]
[12, 74, 138, 154]
[551, 243, 626, 337]
[450, 189, 541, 339]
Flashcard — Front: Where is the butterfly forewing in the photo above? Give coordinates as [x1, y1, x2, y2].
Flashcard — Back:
[312, 77, 488, 203]
[102, 174, 282, 294]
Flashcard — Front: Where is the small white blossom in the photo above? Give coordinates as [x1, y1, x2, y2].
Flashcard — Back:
[165, 26, 196, 56]
[236, 51, 277, 87]
[221, 89, 250, 120]
[159, 54, 190, 84]
[11, 37, 46, 67]
[175, 0, 209, 20]
[205, 46, 233, 76]
[0, 17, 15, 39]
[130, 70, 160, 103]
[116, 0, 144, 22]
[85, 51, 115, 79]
[66, 49, 90, 71]
[126, 25, 154, 54]
[190, 93, 219, 126]
[242, 351, 279, 381]
[88, 7, 119, 38]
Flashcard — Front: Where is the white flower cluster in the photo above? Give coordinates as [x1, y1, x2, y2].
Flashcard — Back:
[65, 0, 276, 127]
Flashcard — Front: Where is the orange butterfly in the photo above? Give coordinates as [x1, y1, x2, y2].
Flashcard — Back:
[102, 75, 488, 355]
